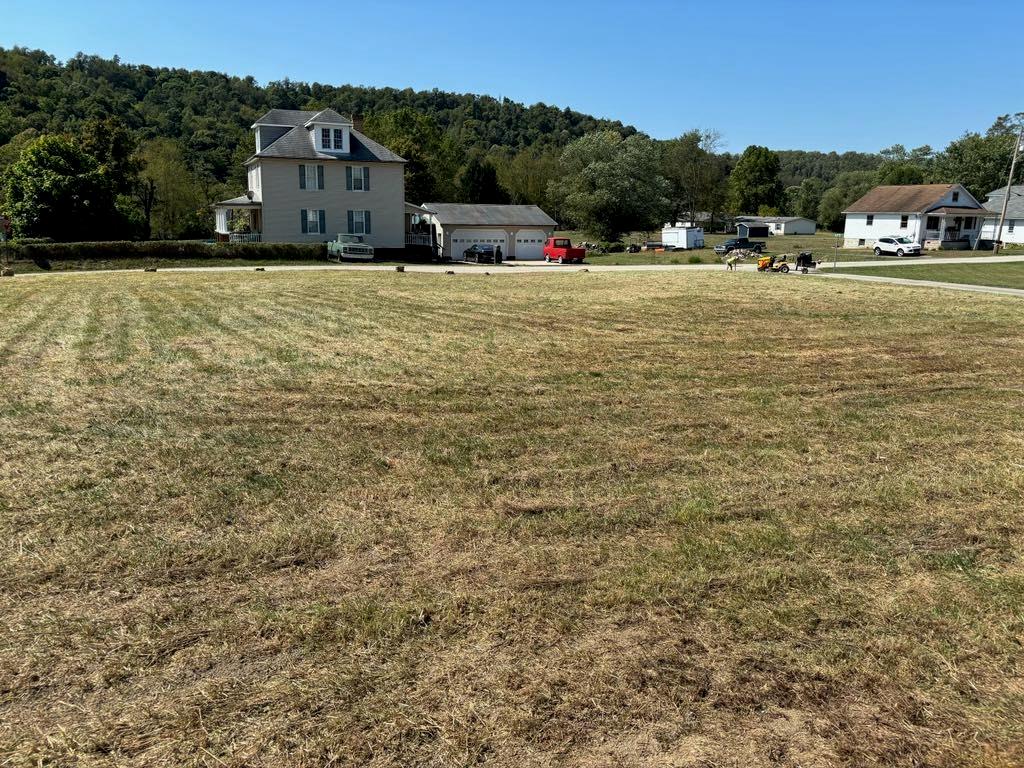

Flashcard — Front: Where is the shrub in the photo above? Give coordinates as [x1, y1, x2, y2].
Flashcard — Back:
[688, 254, 702, 264]
[0, 240, 327, 263]
[599, 241, 626, 253]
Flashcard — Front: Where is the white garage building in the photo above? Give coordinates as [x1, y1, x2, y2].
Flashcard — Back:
[419, 203, 557, 261]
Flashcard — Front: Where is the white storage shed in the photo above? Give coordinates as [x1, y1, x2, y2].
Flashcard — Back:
[661, 225, 705, 250]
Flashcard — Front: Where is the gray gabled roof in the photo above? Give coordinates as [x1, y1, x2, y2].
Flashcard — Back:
[422, 203, 557, 227]
[252, 109, 320, 127]
[983, 185, 1024, 218]
[249, 107, 403, 163]
[249, 125, 405, 164]
[305, 108, 350, 125]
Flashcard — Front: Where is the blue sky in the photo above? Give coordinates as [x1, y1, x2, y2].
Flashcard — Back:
[3, 0, 1019, 153]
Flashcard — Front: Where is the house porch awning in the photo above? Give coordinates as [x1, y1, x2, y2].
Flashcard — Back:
[214, 195, 262, 209]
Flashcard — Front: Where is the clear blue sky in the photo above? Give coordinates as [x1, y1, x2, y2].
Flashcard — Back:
[3, 0, 1020, 153]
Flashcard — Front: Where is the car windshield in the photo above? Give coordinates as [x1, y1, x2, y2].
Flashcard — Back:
[338, 235, 363, 243]
[895, 237, 913, 244]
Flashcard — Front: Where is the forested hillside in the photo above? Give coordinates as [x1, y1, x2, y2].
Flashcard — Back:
[0, 47, 633, 184]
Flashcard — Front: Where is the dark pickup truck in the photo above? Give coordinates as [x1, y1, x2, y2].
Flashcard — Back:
[714, 237, 765, 255]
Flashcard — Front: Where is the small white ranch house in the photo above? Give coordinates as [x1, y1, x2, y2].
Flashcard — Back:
[735, 216, 816, 235]
[843, 184, 988, 250]
[979, 185, 1024, 245]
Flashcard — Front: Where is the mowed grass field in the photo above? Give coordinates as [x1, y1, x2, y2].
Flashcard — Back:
[2, 270, 1024, 767]
[832, 262, 1024, 290]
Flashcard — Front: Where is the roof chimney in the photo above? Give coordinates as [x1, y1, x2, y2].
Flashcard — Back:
[352, 115, 364, 133]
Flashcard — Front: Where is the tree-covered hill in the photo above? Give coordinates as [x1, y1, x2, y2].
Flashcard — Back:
[0, 47, 635, 184]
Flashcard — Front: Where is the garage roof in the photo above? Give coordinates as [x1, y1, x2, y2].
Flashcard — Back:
[422, 204, 557, 227]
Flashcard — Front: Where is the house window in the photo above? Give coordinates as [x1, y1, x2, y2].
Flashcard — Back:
[321, 128, 331, 149]
[900, 215, 908, 228]
[866, 215, 874, 226]
[300, 208, 326, 235]
[299, 164, 324, 191]
[963, 217, 975, 230]
[333, 129, 344, 150]
[348, 209, 372, 235]
[858, 239, 865, 246]
[927, 216, 940, 230]
[347, 166, 370, 191]
[952, 191, 960, 202]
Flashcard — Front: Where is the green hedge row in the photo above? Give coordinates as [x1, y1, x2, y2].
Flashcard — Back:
[0, 240, 328, 262]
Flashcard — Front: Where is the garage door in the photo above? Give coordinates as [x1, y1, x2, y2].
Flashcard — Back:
[514, 230, 548, 260]
[450, 230, 507, 260]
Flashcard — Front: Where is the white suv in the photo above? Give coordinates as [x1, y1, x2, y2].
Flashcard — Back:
[874, 236, 921, 257]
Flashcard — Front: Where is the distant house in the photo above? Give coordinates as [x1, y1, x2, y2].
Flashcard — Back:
[419, 203, 557, 261]
[213, 108, 408, 247]
[979, 185, 1024, 245]
[736, 216, 816, 236]
[843, 184, 988, 250]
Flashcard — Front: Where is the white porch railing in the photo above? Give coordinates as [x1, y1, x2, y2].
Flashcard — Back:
[405, 233, 432, 246]
[228, 232, 262, 243]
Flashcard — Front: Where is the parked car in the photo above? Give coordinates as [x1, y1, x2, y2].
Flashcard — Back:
[542, 237, 586, 264]
[714, 237, 765, 255]
[643, 241, 666, 251]
[463, 243, 501, 264]
[327, 234, 374, 261]
[873, 236, 921, 257]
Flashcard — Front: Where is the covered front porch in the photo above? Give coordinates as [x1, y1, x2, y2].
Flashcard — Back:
[214, 195, 263, 243]
[405, 203, 437, 251]
[922, 207, 984, 250]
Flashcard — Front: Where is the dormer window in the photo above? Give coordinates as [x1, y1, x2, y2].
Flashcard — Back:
[333, 129, 345, 150]
[321, 128, 331, 150]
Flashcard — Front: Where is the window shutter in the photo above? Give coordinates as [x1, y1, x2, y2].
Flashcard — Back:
[299, 165, 306, 190]
[317, 165, 324, 190]
[318, 210, 326, 235]
[346, 166, 353, 191]
[363, 167, 370, 191]
[300, 209, 308, 234]
[347, 210, 354, 234]
[364, 210, 371, 234]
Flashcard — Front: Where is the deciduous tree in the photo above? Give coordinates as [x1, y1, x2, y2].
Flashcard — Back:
[2, 134, 114, 240]
[136, 137, 204, 239]
[548, 131, 670, 241]
[661, 129, 724, 225]
[728, 145, 783, 214]
[817, 170, 876, 232]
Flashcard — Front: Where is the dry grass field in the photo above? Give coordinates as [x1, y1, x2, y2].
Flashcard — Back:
[1, 269, 1023, 767]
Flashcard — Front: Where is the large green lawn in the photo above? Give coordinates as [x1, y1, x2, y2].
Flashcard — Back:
[2, 270, 1023, 766]
[834, 261, 1024, 290]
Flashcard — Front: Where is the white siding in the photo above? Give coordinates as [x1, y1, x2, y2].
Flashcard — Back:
[980, 216, 1024, 244]
[844, 213, 922, 248]
[781, 219, 816, 235]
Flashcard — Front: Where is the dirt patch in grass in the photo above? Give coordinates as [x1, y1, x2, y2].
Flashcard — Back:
[1, 270, 1023, 766]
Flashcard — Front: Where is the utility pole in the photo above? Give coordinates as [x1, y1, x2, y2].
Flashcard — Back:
[993, 123, 1024, 255]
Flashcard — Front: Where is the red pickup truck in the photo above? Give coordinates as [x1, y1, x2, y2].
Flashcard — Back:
[543, 237, 586, 264]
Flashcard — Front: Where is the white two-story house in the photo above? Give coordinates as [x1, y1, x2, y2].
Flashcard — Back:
[842, 183, 988, 250]
[214, 108, 406, 247]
